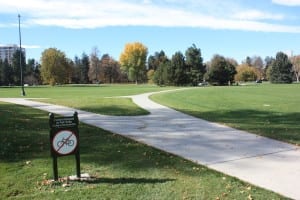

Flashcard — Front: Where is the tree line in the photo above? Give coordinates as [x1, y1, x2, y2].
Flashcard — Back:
[0, 50, 41, 86]
[1, 42, 299, 86]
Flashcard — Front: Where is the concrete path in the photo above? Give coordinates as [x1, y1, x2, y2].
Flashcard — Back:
[1, 91, 300, 199]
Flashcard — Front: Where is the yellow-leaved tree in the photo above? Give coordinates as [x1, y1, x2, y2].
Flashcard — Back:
[235, 64, 259, 82]
[119, 42, 148, 84]
[41, 48, 71, 85]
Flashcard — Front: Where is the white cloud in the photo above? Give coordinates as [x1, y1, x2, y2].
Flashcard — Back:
[0, 44, 41, 48]
[272, 0, 300, 6]
[232, 10, 284, 20]
[0, 0, 300, 33]
[22, 45, 41, 49]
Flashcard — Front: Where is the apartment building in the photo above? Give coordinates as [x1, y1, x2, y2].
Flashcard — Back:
[0, 44, 26, 65]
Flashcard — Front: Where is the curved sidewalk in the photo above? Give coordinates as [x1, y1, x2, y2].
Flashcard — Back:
[1, 93, 300, 199]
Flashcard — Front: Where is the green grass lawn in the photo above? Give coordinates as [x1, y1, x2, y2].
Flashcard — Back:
[0, 84, 174, 116]
[0, 102, 286, 199]
[151, 83, 300, 145]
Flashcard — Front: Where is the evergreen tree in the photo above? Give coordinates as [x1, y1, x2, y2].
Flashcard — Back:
[185, 44, 206, 86]
[153, 61, 170, 86]
[207, 55, 236, 85]
[12, 50, 26, 85]
[270, 52, 293, 83]
[148, 50, 168, 70]
[1, 59, 13, 85]
[80, 53, 90, 84]
[170, 51, 187, 86]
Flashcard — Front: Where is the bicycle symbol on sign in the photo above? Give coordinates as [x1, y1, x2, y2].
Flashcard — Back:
[52, 130, 78, 155]
[57, 137, 74, 147]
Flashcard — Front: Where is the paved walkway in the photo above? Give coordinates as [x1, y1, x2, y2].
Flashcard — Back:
[1, 91, 300, 199]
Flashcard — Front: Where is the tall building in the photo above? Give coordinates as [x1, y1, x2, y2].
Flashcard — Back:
[0, 44, 26, 65]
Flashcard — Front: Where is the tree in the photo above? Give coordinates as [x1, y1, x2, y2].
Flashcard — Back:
[148, 51, 170, 85]
[251, 56, 264, 80]
[245, 56, 252, 66]
[153, 61, 170, 86]
[24, 59, 41, 85]
[0, 59, 13, 85]
[170, 51, 187, 86]
[185, 44, 206, 86]
[11, 49, 26, 85]
[80, 53, 90, 84]
[291, 55, 300, 82]
[235, 64, 259, 82]
[40, 48, 71, 85]
[148, 50, 168, 71]
[270, 52, 293, 83]
[119, 42, 148, 84]
[89, 47, 101, 83]
[72, 56, 81, 83]
[265, 56, 275, 80]
[206, 55, 237, 85]
[100, 54, 121, 83]
[147, 69, 155, 84]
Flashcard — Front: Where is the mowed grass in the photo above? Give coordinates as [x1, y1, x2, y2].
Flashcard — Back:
[151, 83, 300, 145]
[0, 102, 286, 199]
[0, 84, 174, 116]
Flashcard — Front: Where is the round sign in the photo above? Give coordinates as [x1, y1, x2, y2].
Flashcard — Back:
[52, 130, 78, 155]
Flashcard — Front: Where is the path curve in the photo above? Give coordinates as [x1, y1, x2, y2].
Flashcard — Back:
[1, 90, 300, 199]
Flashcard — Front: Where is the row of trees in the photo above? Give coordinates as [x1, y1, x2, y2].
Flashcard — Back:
[235, 53, 299, 84]
[1, 43, 299, 86]
[148, 44, 206, 86]
[0, 50, 41, 86]
[40, 47, 124, 85]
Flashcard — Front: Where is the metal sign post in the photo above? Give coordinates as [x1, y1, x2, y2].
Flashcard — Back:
[49, 112, 80, 181]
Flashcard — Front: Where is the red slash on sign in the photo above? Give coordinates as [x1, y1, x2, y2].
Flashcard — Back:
[52, 130, 78, 155]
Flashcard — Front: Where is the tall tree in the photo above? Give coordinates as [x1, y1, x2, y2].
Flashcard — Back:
[265, 56, 275, 80]
[11, 50, 26, 85]
[72, 56, 81, 83]
[40, 48, 71, 85]
[251, 56, 264, 80]
[185, 44, 206, 86]
[270, 52, 293, 83]
[153, 61, 170, 86]
[0, 59, 13, 85]
[245, 56, 252, 66]
[148, 50, 168, 71]
[100, 54, 121, 83]
[119, 42, 148, 84]
[89, 47, 101, 83]
[170, 51, 187, 86]
[25, 58, 41, 85]
[206, 55, 236, 85]
[80, 53, 90, 84]
[291, 55, 300, 82]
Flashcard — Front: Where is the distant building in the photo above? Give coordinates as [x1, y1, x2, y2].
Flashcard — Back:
[0, 44, 26, 65]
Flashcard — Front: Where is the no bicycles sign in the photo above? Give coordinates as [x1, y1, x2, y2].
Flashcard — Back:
[52, 130, 78, 155]
[49, 112, 81, 180]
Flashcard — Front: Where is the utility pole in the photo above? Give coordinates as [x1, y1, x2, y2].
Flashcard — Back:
[18, 14, 26, 96]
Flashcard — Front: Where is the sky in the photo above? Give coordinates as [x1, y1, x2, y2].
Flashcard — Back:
[0, 0, 300, 63]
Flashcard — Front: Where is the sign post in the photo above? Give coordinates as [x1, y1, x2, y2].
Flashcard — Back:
[49, 112, 80, 181]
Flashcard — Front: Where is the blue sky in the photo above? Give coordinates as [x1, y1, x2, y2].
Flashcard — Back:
[0, 0, 300, 63]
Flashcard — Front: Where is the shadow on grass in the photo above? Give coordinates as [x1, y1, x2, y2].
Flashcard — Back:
[0, 102, 188, 174]
[80, 105, 149, 116]
[183, 108, 300, 144]
[84, 177, 175, 184]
